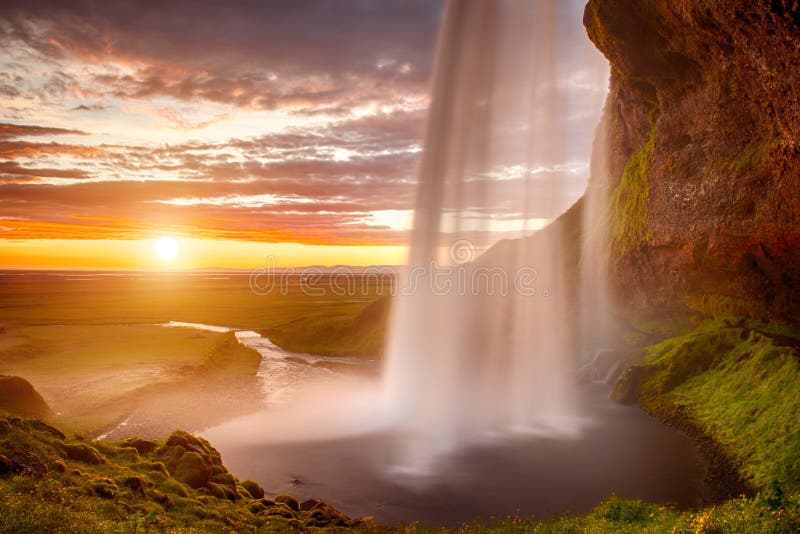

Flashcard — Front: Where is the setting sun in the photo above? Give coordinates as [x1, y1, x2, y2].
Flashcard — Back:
[154, 237, 179, 261]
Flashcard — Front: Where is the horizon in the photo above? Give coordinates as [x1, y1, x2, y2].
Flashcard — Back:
[0, 0, 606, 269]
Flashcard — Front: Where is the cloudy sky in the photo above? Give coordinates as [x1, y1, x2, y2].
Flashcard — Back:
[0, 0, 607, 269]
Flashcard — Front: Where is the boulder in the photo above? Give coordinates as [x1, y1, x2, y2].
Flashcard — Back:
[274, 494, 300, 512]
[170, 451, 212, 489]
[240, 479, 265, 499]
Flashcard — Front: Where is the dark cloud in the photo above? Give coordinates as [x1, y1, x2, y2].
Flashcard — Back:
[0, 122, 88, 139]
[71, 103, 108, 112]
[0, 0, 444, 115]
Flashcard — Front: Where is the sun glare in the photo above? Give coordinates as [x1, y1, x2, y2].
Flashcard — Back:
[154, 237, 179, 261]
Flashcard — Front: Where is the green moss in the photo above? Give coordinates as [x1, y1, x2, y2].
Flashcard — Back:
[0, 415, 364, 532]
[637, 317, 800, 493]
[610, 122, 657, 255]
[718, 138, 776, 172]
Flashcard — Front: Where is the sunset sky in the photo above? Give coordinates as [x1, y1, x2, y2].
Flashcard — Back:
[0, 0, 607, 269]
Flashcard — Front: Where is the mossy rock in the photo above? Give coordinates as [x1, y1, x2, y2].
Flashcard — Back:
[165, 430, 222, 466]
[274, 494, 300, 512]
[240, 479, 265, 499]
[62, 442, 105, 465]
[263, 504, 296, 519]
[169, 451, 212, 489]
[206, 481, 237, 501]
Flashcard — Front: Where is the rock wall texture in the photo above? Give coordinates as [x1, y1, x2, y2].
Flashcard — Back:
[584, 0, 800, 321]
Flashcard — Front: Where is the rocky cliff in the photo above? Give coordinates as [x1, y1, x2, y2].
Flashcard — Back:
[584, 0, 800, 322]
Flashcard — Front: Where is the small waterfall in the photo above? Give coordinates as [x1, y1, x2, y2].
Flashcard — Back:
[382, 0, 609, 473]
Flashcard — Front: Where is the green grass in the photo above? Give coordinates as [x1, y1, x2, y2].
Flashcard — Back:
[356, 494, 800, 533]
[0, 272, 389, 332]
[609, 121, 656, 255]
[0, 414, 363, 533]
[636, 316, 800, 494]
[268, 295, 391, 358]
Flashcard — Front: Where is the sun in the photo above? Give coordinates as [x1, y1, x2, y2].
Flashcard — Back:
[154, 237, 179, 261]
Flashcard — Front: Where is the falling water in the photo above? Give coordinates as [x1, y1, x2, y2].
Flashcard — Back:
[382, 0, 610, 473]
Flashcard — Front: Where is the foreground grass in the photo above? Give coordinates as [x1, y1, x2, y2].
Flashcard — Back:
[2, 412, 798, 534]
[0, 414, 362, 532]
[629, 316, 800, 494]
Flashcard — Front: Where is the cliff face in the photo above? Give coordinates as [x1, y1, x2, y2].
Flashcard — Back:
[584, 1, 800, 321]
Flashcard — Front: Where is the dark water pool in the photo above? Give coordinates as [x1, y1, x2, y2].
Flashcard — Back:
[206, 383, 710, 527]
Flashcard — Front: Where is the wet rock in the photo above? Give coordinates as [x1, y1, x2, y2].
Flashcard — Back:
[611, 364, 656, 404]
[63, 442, 105, 465]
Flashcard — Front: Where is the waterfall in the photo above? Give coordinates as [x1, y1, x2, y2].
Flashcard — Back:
[381, 0, 609, 473]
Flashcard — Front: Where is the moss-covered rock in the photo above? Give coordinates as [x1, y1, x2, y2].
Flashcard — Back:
[0, 414, 362, 531]
[274, 493, 300, 512]
[240, 478, 264, 499]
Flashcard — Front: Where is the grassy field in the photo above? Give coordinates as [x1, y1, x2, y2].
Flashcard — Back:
[0, 271, 391, 331]
[0, 270, 391, 435]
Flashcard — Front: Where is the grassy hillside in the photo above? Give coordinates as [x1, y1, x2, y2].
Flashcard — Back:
[614, 316, 800, 495]
[0, 415, 362, 533]
[267, 296, 391, 358]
